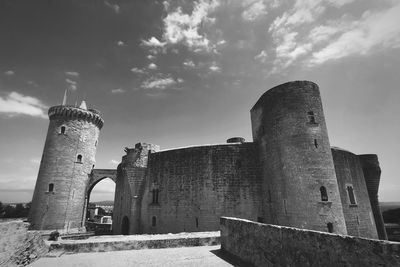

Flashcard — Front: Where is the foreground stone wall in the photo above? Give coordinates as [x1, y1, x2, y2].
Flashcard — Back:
[141, 143, 263, 234]
[220, 217, 400, 267]
[0, 221, 48, 266]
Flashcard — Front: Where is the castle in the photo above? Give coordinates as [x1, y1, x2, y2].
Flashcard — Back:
[28, 81, 387, 240]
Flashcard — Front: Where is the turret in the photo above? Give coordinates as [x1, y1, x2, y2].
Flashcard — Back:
[112, 143, 159, 234]
[28, 99, 103, 232]
[251, 81, 347, 234]
[359, 154, 388, 240]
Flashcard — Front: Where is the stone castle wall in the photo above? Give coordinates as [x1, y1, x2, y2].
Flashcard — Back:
[251, 81, 347, 234]
[139, 142, 263, 234]
[29, 105, 102, 231]
[220, 217, 400, 267]
[359, 154, 388, 240]
[331, 148, 378, 239]
[113, 143, 159, 235]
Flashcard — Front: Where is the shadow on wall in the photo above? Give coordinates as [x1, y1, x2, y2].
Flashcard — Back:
[121, 216, 129, 235]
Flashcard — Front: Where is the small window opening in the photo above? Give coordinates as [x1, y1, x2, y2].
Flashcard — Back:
[60, 126, 66, 134]
[95, 140, 98, 147]
[152, 189, 159, 204]
[307, 111, 316, 124]
[257, 217, 264, 223]
[152, 216, 157, 227]
[347, 185, 357, 205]
[314, 139, 318, 148]
[196, 217, 199, 228]
[327, 222, 334, 233]
[48, 183, 54, 192]
[76, 154, 82, 163]
[320, 186, 328, 201]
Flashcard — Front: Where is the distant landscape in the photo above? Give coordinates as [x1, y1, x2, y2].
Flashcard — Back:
[91, 200, 114, 206]
[380, 202, 400, 212]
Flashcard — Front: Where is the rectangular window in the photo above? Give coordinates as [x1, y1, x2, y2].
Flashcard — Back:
[152, 189, 159, 204]
[347, 185, 357, 205]
[307, 111, 317, 124]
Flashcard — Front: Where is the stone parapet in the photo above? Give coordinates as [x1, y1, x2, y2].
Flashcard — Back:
[48, 105, 104, 129]
[220, 217, 400, 267]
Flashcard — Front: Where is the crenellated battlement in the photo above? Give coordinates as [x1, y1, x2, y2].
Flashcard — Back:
[48, 105, 104, 129]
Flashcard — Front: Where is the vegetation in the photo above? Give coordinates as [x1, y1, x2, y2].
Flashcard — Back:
[382, 208, 400, 224]
[0, 201, 31, 218]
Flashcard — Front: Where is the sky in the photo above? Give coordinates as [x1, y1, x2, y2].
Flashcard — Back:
[0, 0, 399, 203]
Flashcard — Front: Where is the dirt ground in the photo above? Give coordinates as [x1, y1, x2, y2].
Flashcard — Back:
[28, 245, 249, 267]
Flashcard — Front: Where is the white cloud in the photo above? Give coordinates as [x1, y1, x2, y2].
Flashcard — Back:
[65, 71, 79, 77]
[4, 70, 15, 76]
[104, 0, 120, 14]
[183, 60, 195, 68]
[65, 78, 78, 91]
[117, 40, 125, 46]
[131, 67, 145, 74]
[268, 0, 398, 70]
[111, 88, 125, 94]
[308, 25, 339, 44]
[147, 55, 156, 60]
[217, 40, 226, 45]
[209, 62, 221, 72]
[162, 0, 219, 52]
[242, 0, 268, 21]
[30, 158, 40, 164]
[310, 3, 400, 65]
[27, 81, 39, 87]
[0, 92, 47, 118]
[141, 77, 178, 90]
[254, 50, 268, 63]
[142, 37, 166, 48]
[109, 159, 120, 165]
[148, 63, 158, 70]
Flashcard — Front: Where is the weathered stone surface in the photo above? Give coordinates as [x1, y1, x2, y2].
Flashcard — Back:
[0, 221, 49, 266]
[29, 105, 102, 231]
[220, 217, 400, 267]
[251, 81, 347, 234]
[48, 231, 220, 253]
[332, 148, 378, 239]
[359, 154, 388, 240]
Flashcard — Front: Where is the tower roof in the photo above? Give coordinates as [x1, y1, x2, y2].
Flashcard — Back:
[79, 100, 87, 110]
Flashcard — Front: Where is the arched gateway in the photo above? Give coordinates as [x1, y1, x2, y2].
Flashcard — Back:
[83, 169, 117, 225]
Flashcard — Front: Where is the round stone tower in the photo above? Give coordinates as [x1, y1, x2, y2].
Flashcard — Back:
[250, 81, 347, 234]
[28, 101, 104, 231]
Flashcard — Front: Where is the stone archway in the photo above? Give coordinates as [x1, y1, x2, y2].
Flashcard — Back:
[83, 169, 117, 229]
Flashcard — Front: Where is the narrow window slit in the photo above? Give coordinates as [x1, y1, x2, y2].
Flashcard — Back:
[327, 222, 334, 233]
[320, 186, 328, 201]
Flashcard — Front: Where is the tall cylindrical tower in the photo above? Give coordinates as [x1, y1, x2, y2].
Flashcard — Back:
[28, 102, 103, 231]
[251, 81, 347, 234]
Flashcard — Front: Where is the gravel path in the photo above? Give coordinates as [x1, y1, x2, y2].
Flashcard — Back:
[28, 245, 247, 267]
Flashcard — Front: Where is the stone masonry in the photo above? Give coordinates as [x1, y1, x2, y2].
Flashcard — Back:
[30, 80, 387, 241]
